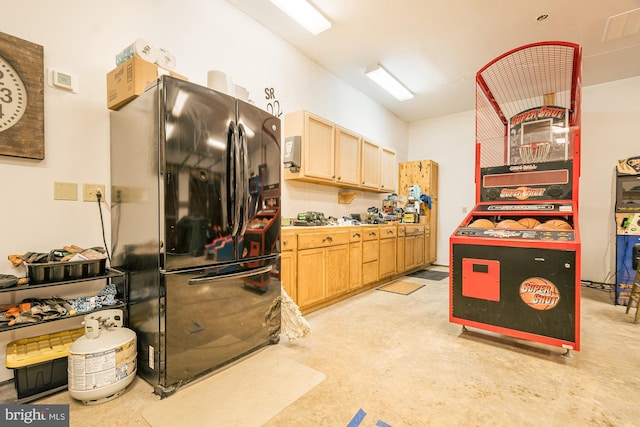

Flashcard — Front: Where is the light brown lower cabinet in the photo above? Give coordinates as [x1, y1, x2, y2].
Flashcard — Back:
[427, 198, 437, 263]
[296, 229, 349, 308]
[379, 226, 397, 279]
[361, 228, 380, 285]
[325, 244, 350, 298]
[281, 231, 297, 302]
[424, 227, 431, 267]
[404, 225, 425, 270]
[297, 247, 325, 307]
[397, 225, 406, 273]
[416, 232, 425, 266]
[286, 223, 430, 312]
[349, 229, 363, 290]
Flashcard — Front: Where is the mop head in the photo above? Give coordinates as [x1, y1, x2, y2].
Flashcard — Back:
[280, 287, 311, 342]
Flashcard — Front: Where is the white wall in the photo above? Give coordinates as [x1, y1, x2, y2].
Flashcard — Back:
[408, 76, 640, 284]
[0, 0, 406, 381]
[580, 76, 640, 284]
[278, 67, 409, 220]
[408, 111, 476, 266]
[0, 0, 406, 275]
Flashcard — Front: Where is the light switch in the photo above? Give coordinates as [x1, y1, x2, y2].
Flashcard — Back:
[54, 182, 78, 201]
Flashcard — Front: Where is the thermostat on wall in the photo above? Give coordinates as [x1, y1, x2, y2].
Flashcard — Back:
[48, 68, 77, 92]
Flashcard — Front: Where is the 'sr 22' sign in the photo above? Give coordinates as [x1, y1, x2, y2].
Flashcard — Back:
[265, 87, 282, 118]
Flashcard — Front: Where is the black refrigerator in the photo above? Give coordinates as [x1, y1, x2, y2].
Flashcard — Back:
[110, 76, 281, 397]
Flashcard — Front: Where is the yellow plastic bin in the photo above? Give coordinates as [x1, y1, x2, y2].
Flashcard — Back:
[6, 328, 84, 399]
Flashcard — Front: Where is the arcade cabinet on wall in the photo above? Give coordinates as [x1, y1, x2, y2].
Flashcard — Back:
[449, 42, 582, 354]
[615, 156, 640, 305]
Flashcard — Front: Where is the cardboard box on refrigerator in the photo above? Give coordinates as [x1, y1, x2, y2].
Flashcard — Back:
[106, 56, 188, 110]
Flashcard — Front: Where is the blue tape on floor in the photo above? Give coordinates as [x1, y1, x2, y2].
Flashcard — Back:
[347, 408, 367, 427]
[376, 420, 392, 427]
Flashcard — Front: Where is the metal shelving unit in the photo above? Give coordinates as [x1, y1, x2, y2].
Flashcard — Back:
[0, 268, 127, 403]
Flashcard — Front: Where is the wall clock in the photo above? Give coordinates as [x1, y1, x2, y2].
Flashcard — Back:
[0, 32, 44, 160]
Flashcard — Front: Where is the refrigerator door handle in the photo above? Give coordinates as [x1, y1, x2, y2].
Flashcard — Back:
[187, 264, 273, 284]
[238, 124, 250, 236]
[229, 121, 240, 237]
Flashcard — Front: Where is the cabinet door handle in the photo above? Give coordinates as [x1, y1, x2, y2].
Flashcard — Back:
[369, 232, 376, 236]
[387, 230, 394, 234]
[283, 240, 288, 244]
[323, 236, 333, 242]
[353, 233, 361, 238]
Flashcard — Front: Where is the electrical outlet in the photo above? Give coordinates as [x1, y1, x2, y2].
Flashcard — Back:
[83, 183, 106, 202]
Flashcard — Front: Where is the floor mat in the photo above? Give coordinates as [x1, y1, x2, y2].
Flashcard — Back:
[377, 280, 425, 295]
[141, 347, 325, 427]
[407, 269, 449, 281]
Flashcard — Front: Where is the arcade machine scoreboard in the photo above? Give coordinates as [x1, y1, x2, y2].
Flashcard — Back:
[449, 42, 582, 353]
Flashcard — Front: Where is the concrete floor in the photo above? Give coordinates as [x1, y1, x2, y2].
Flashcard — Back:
[37, 267, 640, 426]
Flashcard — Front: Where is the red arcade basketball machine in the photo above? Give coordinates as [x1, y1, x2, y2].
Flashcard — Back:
[449, 42, 582, 354]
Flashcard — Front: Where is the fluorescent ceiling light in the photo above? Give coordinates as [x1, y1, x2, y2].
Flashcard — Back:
[165, 123, 175, 139]
[207, 138, 226, 150]
[171, 90, 189, 117]
[270, 0, 332, 35]
[365, 64, 414, 101]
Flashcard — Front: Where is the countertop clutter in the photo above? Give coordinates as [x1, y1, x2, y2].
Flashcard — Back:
[281, 159, 439, 315]
[285, 194, 424, 228]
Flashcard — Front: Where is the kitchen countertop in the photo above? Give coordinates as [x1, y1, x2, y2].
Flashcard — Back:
[282, 222, 426, 230]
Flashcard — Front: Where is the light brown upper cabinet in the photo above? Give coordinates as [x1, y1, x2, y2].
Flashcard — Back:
[284, 110, 395, 193]
[380, 147, 397, 192]
[360, 139, 381, 190]
[284, 110, 335, 183]
[335, 126, 362, 186]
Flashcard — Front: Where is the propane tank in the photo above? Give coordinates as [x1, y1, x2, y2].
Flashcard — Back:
[68, 309, 137, 404]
